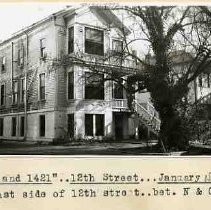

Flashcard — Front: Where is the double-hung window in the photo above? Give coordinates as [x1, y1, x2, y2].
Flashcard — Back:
[85, 27, 104, 56]
[39, 74, 45, 100]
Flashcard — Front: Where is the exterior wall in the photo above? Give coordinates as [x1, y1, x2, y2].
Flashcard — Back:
[0, 6, 139, 142]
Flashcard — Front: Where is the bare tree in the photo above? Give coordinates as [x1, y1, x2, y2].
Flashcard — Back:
[56, 6, 211, 151]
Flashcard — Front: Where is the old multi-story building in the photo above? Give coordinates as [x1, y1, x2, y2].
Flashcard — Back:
[0, 5, 163, 142]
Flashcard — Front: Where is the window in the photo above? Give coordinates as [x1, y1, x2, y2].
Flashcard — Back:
[1, 84, 5, 106]
[20, 78, 25, 103]
[112, 40, 123, 53]
[68, 27, 74, 54]
[12, 81, 18, 104]
[113, 81, 124, 99]
[198, 73, 211, 88]
[20, 116, 25, 137]
[1, 57, 6, 72]
[11, 117, 17, 137]
[68, 72, 74, 99]
[85, 72, 104, 99]
[40, 38, 47, 58]
[0, 118, 3, 136]
[95, 114, 104, 136]
[39, 74, 45, 100]
[40, 115, 45, 137]
[85, 114, 104, 136]
[67, 114, 74, 138]
[17, 44, 24, 67]
[85, 114, 93, 136]
[85, 27, 104, 56]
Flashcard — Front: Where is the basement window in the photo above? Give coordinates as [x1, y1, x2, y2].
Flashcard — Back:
[85, 114, 104, 136]
[11, 117, 17, 137]
[0, 118, 3, 136]
[20, 116, 25, 137]
[85, 27, 104, 56]
[40, 115, 45, 137]
[67, 114, 74, 138]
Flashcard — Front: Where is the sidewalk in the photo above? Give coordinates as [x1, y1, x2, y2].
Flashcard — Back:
[0, 139, 160, 155]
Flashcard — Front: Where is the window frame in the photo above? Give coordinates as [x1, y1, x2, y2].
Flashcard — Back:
[39, 73, 45, 101]
[11, 117, 17, 137]
[112, 39, 123, 53]
[1, 56, 6, 72]
[0, 83, 5, 106]
[12, 80, 18, 104]
[20, 78, 25, 103]
[20, 116, 25, 137]
[85, 27, 104, 56]
[68, 26, 74, 54]
[0, 118, 3, 136]
[85, 72, 104, 100]
[67, 71, 74, 100]
[85, 114, 105, 137]
[40, 38, 47, 58]
[39, 115, 45, 137]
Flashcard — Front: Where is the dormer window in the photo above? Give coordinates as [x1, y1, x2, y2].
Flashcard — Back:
[85, 27, 104, 56]
[112, 40, 123, 53]
[68, 27, 74, 54]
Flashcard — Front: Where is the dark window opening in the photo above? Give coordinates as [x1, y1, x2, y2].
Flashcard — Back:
[113, 81, 124, 99]
[39, 74, 45, 100]
[21, 78, 25, 103]
[198, 73, 211, 88]
[1, 84, 5, 106]
[85, 72, 104, 99]
[1, 57, 6, 72]
[20, 116, 25, 137]
[12, 117, 17, 137]
[68, 72, 74, 99]
[13, 81, 18, 104]
[85, 114, 104, 136]
[17, 45, 24, 66]
[112, 40, 123, 53]
[67, 114, 74, 138]
[40, 115, 45, 137]
[68, 27, 74, 54]
[95, 114, 104, 136]
[85, 27, 104, 56]
[85, 114, 93, 136]
[40, 38, 47, 58]
[0, 118, 3, 136]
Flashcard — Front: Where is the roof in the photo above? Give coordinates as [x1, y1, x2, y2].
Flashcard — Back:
[0, 5, 130, 46]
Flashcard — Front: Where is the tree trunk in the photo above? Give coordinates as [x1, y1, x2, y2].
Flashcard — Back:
[158, 105, 189, 151]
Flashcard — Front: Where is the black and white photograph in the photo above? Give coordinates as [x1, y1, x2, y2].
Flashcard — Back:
[0, 3, 211, 155]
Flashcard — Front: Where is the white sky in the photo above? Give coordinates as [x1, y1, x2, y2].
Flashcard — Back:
[0, 3, 70, 41]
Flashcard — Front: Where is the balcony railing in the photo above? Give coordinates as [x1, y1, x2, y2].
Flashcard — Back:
[111, 99, 128, 109]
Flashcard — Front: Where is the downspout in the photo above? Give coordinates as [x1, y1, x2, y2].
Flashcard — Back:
[24, 32, 29, 140]
[11, 42, 14, 98]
